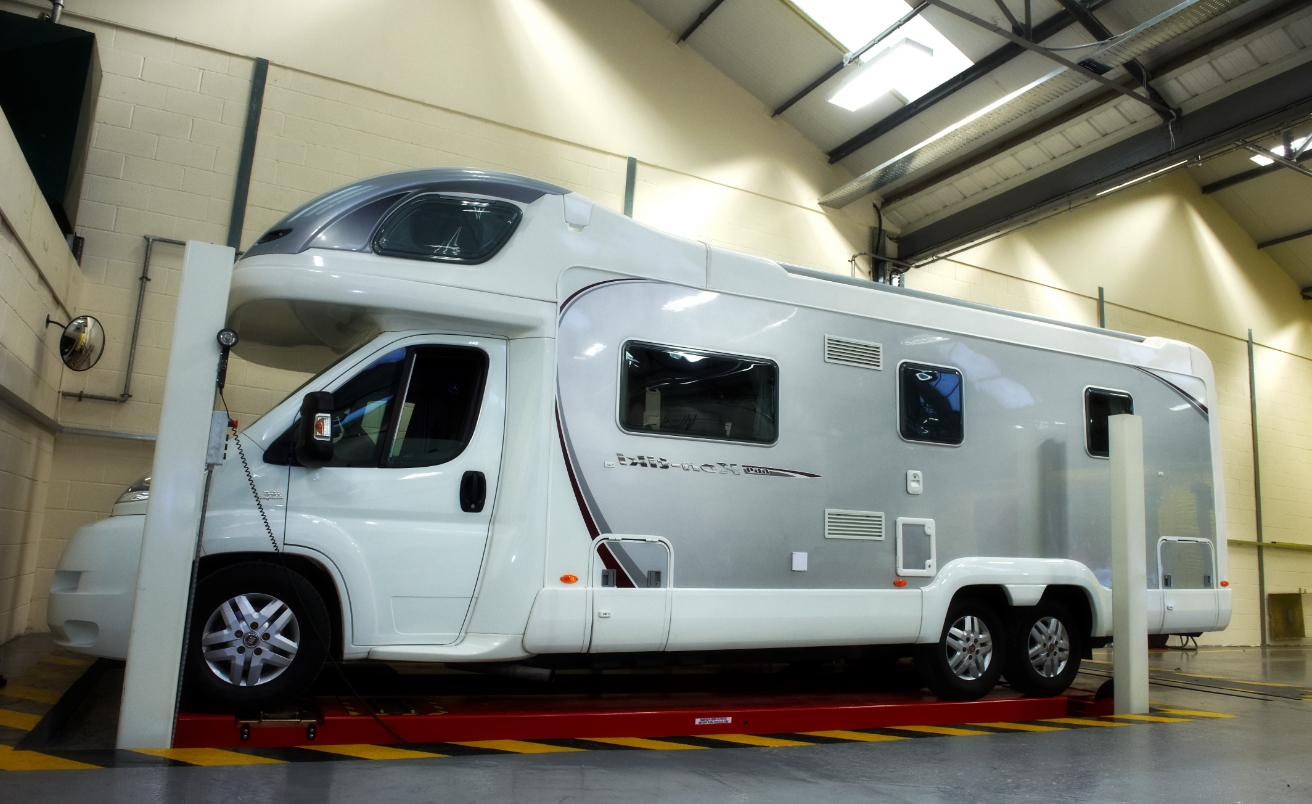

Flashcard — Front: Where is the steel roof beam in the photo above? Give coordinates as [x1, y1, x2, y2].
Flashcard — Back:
[1257, 226, 1312, 250]
[1244, 144, 1312, 179]
[677, 0, 727, 43]
[1052, 0, 1174, 122]
[895, 57, 1312, 259]
[825, 0, 1110, 164]
[922, 0, 1173, 117]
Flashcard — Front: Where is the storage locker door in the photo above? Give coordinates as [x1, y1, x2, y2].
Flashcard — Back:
[1159, 537, 1219, 633]
[590, 539, 671, 653]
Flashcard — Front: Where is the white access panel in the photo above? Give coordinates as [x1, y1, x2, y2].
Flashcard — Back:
[590, 538, 670, 653]
[896, 518, 936, 577]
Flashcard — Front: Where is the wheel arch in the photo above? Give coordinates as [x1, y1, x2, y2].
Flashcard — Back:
[196, 552, 345, 660]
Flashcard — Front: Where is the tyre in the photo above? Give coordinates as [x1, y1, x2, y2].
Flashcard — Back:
[185, 562, 330, 712]
[1002, 600, 1083, 696]
[915, 597, 1006, 701]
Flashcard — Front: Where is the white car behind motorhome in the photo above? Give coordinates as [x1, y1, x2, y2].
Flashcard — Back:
[49, 169, 1230, 709]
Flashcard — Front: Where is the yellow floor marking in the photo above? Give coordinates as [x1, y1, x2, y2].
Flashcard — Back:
[891, 725, 992, 737]
[303, 744, 446, 760]
[453, 740, 585, 754]
[0, 745, 98, 771]
[1044, 717, 1130, 728]
[0, 709, 43, 731]
[584, 736, 707, 751]
[133, 748, 286, 766]
[1107, 714, 1192, 724]
[1154, 707, 1234, 719]
[800, 730, 907, 743]
[1, 684, 63, 705]
[700, 734, 813, 747]
[40, 655, 91, 668]
[971, 722, 1066, 733]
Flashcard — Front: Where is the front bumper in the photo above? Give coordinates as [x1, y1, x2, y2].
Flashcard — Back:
[48, 515, 145, 660]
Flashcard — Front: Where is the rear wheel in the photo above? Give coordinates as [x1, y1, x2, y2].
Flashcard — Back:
[915, 597, 1005, 701]
[185, 562, 329, 713]
[1003, 600, 1083, 696]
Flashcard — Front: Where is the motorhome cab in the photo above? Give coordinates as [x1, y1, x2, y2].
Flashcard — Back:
[48, 169, 1230, 710]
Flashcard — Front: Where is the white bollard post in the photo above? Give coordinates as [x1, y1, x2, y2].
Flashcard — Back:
[117, 242, 235, 749]
[1109, 413, 1149, 715]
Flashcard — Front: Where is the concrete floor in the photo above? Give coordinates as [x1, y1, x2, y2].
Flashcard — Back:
[3, 640, 1310, 802]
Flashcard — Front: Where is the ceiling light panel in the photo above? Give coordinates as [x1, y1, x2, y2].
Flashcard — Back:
[791, 0, 974, 109]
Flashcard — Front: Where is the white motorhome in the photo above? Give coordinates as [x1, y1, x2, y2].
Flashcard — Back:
[49, 169, 1230, 709]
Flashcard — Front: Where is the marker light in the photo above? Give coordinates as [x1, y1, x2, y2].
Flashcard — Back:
[1220, 580, 1229, 587]
[894, 579, 907, 587]
[313, 413, 332, 441]
[560, 574, 579, 584]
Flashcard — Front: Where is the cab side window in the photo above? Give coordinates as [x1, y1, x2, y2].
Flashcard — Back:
[318, 345, 489, 468]
[326, 348, 408, 467]
[1085, 388, 1133, 458]
[899, 362, 964, 445]
[385, 347, 487, 468]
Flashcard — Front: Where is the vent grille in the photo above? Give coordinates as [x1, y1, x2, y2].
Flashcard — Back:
[825, 336, 882, 370]
[825, 509, 885, 540]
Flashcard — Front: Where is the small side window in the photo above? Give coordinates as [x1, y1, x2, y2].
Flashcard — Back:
[1085, 388, 1133, 458]
[899, 362, 963, 445]
[325, 348, 409, 467]
[620, 342, 778, 444]
[372, 194, 521, 264]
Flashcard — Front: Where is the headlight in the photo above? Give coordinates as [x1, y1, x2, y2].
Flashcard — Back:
[117, 475, 150, 505]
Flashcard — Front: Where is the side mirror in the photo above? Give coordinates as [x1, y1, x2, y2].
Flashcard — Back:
[295, 391, 334, 467]
[49, 315, 105, 371]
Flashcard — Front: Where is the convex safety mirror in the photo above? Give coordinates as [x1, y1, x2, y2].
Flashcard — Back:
[48, 315, 105, 371]
[295, 391, 334, 466]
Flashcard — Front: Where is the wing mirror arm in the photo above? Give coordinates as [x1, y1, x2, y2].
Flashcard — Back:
[294, 391, 334, 467]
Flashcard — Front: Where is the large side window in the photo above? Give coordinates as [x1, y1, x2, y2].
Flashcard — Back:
[372, 194, 521, 264]
[899, 362, 963, 445]
[385, 347, 487, 468]
[1085, 388, 1133, 458]
[620, 342, 778, 444]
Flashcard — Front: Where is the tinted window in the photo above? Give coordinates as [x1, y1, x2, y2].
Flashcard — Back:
[1085, 388, 1133, 457]
[620, 342, 777, 444]
[373, 194, 521, 264]
[326, 348, 408, 467]
[385, 347, 488, 468]
[899, 362, 963, 445]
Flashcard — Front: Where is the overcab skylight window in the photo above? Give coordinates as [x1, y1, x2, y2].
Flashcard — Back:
[789, 0, 973, 111]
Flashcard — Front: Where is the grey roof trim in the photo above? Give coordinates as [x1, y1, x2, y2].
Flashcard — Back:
[242, 168, 569, 259]
[781, 264, 1145, 343]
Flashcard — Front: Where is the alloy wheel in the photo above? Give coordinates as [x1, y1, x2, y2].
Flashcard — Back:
[945, 615, 994, 681]
[201, 592, 300, 686]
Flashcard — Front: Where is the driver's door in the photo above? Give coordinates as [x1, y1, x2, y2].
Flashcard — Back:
[285, 335, 506, 646]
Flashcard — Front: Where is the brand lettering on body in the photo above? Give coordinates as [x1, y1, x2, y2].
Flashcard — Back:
[609, 454, 820, 479]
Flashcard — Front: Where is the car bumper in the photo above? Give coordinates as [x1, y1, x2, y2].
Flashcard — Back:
[47, 515, 144, 660]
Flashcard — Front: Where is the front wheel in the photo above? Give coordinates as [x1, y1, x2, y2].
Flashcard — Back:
[185, 562, 329, 713]
[915, 597, 1006, 701]
[1002, 600, 1083, 696]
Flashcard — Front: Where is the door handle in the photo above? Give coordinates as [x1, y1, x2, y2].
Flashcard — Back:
[460, 471, 486, 513]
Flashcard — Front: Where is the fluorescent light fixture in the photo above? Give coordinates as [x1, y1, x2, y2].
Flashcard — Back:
[792, 0, 973, 111]
[1095, 160, 1188, 197]
[829, 38, 934, 110]
[1250, 137, 1308, 166]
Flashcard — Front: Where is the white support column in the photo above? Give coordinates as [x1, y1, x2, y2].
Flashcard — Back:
[1109, 413, 1149, 715]
[117, 242, 235, 749]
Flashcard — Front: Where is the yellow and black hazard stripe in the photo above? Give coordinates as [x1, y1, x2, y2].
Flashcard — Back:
[1, 647, 102, 769]
[0, 705, 1232, 771]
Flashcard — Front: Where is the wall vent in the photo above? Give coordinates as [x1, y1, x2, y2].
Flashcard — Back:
[825, 509, 885, 540]
[825, 335, 882, 370]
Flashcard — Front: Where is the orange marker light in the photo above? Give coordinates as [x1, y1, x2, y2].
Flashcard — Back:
[560, 574, 579, 584]
[1220, 580, 1229, 587]
[894, 579, 907, 588]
